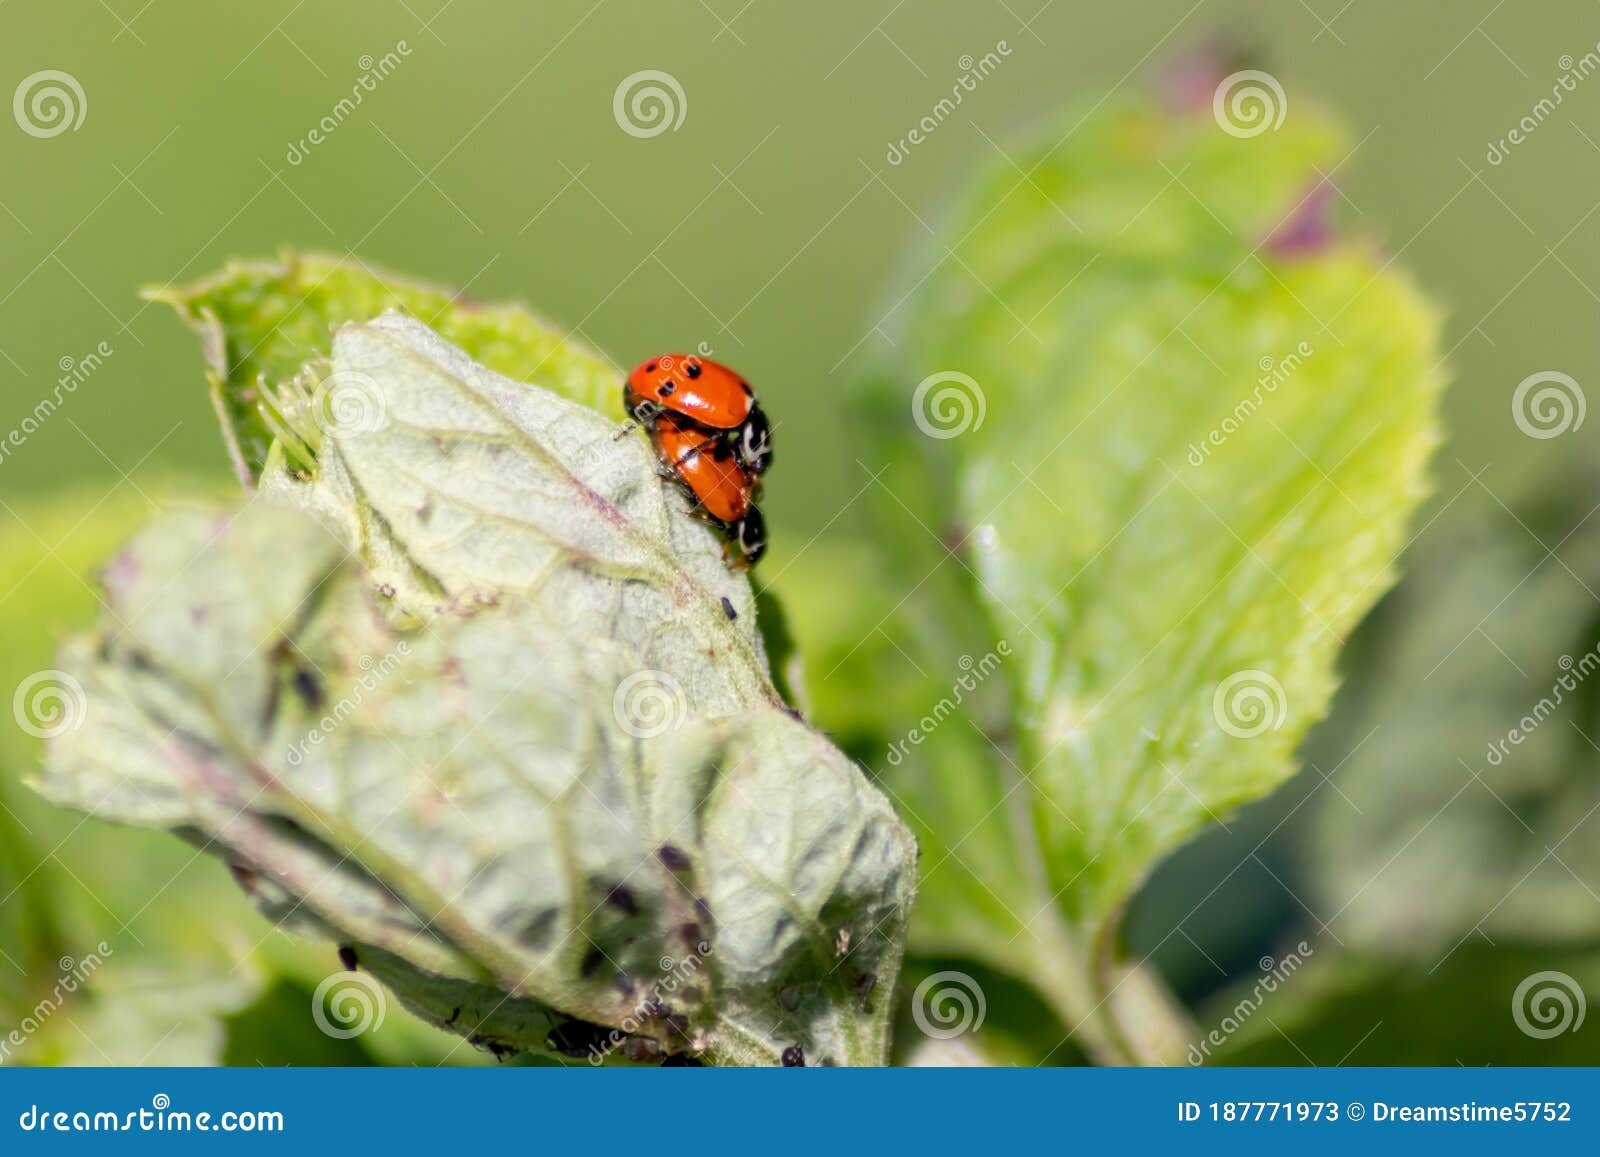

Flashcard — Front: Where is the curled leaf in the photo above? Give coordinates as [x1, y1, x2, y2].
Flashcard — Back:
[37, 315, 915, 1066]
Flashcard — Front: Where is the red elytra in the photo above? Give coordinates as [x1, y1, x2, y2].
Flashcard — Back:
[649, 413, 755, 525]
[625, 354, 754, 430]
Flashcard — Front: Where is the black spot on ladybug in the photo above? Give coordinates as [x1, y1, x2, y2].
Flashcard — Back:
[659, 381, 676, 396]
[741, 381, 752, 395]
[604, 883, 639, 915]
[646, 362, 657, 373]
[293, 667, 324, 710]
[781, 1044, 806, 1067]
[685, 362, 702, 380]
[337, 945, 358, 971]
[657, 844, 692, 871]
[721, 597, 737, 621]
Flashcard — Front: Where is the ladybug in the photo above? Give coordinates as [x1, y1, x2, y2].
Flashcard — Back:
[646, 413, 766, 566]
[626, 354, 772, 475]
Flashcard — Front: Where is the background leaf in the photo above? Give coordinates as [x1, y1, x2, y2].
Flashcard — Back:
[837, 89, 1446, 1060]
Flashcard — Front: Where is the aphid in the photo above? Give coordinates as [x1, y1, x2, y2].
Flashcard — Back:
[656, 844, 693, 871]
[781, 1044, 806, 1067]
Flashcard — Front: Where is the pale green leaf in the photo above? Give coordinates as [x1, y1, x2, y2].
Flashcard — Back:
[37, 317, 916, 1066]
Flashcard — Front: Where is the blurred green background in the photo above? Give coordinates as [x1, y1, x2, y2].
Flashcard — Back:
[3, 0, 1599, 1064]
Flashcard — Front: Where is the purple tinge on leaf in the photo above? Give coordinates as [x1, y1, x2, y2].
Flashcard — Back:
[1265, 181, 1335, 257]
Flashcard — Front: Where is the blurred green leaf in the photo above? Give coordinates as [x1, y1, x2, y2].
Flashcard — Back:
[1209, 945, 1600, 1065]
[39, 315, 917, 1066]
[846, 90, 1445, 1061]
[1307, 491, 1600, 952]
[149, 252, 624, 485]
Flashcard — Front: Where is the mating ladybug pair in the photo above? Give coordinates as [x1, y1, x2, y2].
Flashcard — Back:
[626, 354, 771, 566]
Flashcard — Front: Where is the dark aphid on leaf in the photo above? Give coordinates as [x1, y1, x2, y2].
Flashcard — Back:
[604, 882, 639, 916]
[337, 945, 358, 971]
[781, 1044, 806, 1067]
[656, 844, 692, 871]
[546, 1019, 614, 1058]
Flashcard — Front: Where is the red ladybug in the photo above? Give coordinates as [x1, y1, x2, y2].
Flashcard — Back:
[647, 413, 766, 566]
[626, 354, 772, 475]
